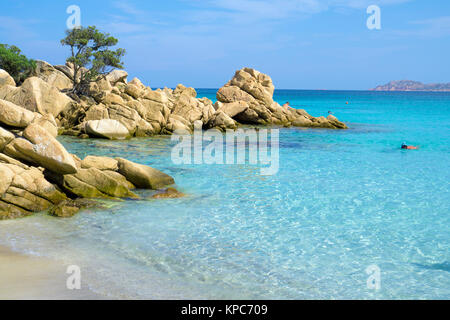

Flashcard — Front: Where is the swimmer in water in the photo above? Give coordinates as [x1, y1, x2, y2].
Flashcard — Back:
[401, 142, 419, 150]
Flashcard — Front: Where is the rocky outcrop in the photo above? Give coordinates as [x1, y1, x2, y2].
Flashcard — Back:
[2, 64, 347, 140]
[0, 87, 177, 219]
[0, 64, 348, 218]
[216, 68, 347, 129]
[0, 155, 67, 220]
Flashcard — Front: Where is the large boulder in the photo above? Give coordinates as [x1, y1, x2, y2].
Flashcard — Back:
[0, 99, 39, 128]
[205, 111, 237, 131]
[116, 158, 175, 189]
[4, 123, 78, 175]
[81, 156, 118, 171]
[31, 114, 58, 137]
[171, 94, 213, 125]
[0, 126, 15, 151]
[0, 69, 15, 87]
[216, 101, 249, 118]
[85, 119, 130, 140]
[106, 104, 142, 135]
[125, 83, 143, 99]
[34, 60, 73, 90]
[106, 70, 128, 85]
[0, 162, 67, 220]
[47, 167, 138, 199]
[71, 168, 137, 198]
[0, 77, 73, 116]
[216, 85, 255, 104]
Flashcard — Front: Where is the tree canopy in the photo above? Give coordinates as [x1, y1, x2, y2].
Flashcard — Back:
[61, 26, 126, 94]
[0, 44, 36, 85]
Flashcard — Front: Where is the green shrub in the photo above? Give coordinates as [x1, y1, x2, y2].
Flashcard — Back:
[0, 44, 36, 85]
[61, 26, 126, 94]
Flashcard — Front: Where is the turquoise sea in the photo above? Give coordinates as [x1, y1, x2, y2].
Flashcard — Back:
[0, 90, 449, 299]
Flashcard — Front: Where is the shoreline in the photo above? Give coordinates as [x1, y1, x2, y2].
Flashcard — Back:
[0, 245, 105, 300]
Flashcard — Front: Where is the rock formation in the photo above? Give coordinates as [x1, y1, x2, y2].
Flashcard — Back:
[215, 68, 347, 129]
[0, 68, 177, 220]
[0, 63, 347, 219]
[15, 63, 345, 140]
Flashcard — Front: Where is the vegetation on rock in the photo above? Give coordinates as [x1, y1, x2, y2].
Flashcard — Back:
[0, 44, 36, 85]
[61, 26, 126, 94]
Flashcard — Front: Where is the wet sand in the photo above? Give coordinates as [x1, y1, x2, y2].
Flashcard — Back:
[0, 245, 105, 300]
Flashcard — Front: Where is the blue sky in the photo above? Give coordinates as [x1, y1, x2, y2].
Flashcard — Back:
[1, 0, 449, 89]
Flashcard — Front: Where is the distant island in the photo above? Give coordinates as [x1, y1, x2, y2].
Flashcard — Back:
[372, 80, 450, 92]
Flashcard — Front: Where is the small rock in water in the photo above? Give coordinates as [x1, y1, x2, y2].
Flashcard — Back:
[49, 199, 105, 218]
[152, 188, 185, 199]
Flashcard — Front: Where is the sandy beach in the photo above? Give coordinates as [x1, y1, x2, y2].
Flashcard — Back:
[0, 245, 104, 300]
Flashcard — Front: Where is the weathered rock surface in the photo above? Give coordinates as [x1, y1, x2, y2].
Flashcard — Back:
[49, 198, 104, 218]
[81, 156, 118, 171]
[0, 126, 15, 151]
[117, 158, 175, 189]
[0, 99, 39, 128]
[0, 160, 67, 220]
[106, 70, 128, 85]
[205, 111, 237, 131]
[34, 60, 73, 90]
[85, 119, 130, 140]
[0, 69, 15, 87]
[0, 76, 73, 116]
[13, 123, 78, 174]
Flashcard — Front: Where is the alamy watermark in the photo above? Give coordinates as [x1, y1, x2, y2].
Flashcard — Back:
[66, 5, 81, 30]
[366, 264, 381, 290]
[66, 265, 81, 290]
[367, 5, 381, 30]
[171, 125, 279, 176]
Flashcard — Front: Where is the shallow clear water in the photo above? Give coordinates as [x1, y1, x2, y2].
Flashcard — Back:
[1, 90, 449, 299]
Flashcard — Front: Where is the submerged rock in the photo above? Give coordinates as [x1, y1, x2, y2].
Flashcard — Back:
[152, 187, 185, 199]
[49, 198, 105, 218]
